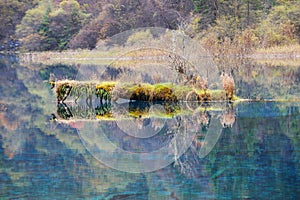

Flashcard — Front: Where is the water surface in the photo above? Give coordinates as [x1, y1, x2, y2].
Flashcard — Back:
[0, 54, 300, 199]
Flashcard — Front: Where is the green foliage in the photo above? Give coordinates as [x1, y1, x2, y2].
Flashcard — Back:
[192, 0, 266, 30]
[16, 1, 48, 51]
[6, 0, 300, 51]
[193, 0, 218, 26]
[215, 16, 241, 40]
[254, 2, 300, 47]
[16, 0, 89, 51]
[197, 0, 300, 58]
[0, 0, 38, 44]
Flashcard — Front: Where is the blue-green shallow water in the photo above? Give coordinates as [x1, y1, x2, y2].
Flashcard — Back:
[0, 54, 300, 199]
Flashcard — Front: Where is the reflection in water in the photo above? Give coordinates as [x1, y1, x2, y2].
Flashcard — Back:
[0, 55, 300, 199]
[54, 100, 231, 173]
[220, 106, 235, 128]
[72, 101, 228, 173]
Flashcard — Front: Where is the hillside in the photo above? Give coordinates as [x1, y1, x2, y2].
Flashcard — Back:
[1, 0, 300, 52]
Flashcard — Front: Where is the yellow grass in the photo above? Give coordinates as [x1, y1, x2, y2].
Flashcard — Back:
[254, 44, 300, 59]
[19, 49, 119, 65]
[253, 58, 300, 67]
[19, 44, 300, 68]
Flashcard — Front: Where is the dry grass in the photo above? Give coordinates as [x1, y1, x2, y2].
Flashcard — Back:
[19, 43, 300, 68]
[19, 49, 119, 65]
[252, 44, 300, 67]
[253, 44, 300, 59]
[253, 58, 300, 67]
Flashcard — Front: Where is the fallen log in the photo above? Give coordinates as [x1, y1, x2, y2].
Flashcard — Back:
[53, 80, 239, 103]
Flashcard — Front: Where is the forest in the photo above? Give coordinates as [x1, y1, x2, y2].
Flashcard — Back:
[1, 0, 300, 53]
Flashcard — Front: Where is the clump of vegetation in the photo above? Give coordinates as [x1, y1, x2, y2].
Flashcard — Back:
[152, 84, 178, 102]
[55, 80, 239, 103]
[95, 102, 112, 119]
[57, 102, 73, 119]
[95, 82, 115, 103]
[56, 82, 72, 102]
[56, 80, 96, 103]
[125, 83, 153, 101]
[16, 0, 89, 51]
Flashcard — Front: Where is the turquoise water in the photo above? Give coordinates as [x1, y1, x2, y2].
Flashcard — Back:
[0, 54, 300, 199]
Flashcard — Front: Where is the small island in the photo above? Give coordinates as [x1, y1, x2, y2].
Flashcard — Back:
[53, 74, 237, 104]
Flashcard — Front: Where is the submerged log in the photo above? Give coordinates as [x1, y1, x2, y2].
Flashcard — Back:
[55, 100, 232, 124]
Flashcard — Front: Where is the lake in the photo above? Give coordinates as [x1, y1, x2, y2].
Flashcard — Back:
[0, 54, 300, 199]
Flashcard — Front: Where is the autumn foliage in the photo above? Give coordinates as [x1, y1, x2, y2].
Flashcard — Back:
[1, 0, 299, 51]
[220, 72, 235, 100]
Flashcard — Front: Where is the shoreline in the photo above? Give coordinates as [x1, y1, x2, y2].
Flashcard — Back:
[14, 44, 300, 65]
[2, 45, 300, 68]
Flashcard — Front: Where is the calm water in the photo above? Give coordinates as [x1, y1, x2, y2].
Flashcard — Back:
[0, 54, 300, 199]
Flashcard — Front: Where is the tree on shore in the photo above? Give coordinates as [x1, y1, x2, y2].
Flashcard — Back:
[16, 0, 89, 51]
[0, 0, 38, 46]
